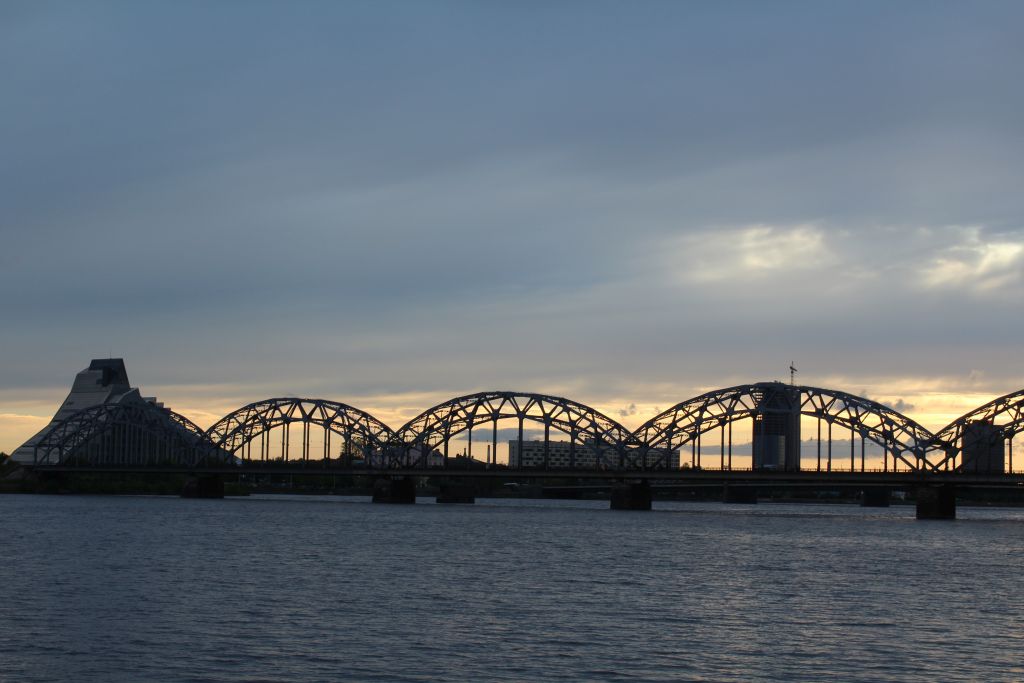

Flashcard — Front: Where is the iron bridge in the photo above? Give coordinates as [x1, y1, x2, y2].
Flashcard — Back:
[26, 383, 1024, 477]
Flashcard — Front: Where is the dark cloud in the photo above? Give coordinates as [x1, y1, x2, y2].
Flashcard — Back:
[887, 399, 917, 414]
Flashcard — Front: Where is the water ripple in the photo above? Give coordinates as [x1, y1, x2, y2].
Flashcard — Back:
[1, 495, 1022, 682]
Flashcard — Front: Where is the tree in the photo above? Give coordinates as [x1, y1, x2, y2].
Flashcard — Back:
[340, 435, 373, 465]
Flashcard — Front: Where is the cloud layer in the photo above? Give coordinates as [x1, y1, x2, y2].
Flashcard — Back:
[2, 2, 1023, 450]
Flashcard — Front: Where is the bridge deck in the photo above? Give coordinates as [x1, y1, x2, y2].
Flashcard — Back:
[24, 465, 1024, 488]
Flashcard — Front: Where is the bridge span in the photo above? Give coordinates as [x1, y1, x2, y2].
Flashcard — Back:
[15, 360, 1024, 518]
[27, 463, 1024, 487]
[30, 385, 1024, 474]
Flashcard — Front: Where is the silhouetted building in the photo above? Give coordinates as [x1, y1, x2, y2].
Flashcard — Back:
[751, 382, 801, 471]
[13, 359, 170, 464]
[508, 439, 680, 469]
[387, 446, 443, 468]
[961, 421, 1005, 474]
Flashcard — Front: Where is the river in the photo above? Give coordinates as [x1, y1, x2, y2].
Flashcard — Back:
[2, 494, 1022, 682]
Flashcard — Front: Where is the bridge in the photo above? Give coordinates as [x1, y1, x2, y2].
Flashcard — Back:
[17, 367, 1024, 518]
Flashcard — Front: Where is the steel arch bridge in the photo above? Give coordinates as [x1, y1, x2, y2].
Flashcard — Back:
[391, 391, 638, 469]
[928, 388, 1024, 471]
[27, 383, 1024, 476]
[205, 398, 396, 465]
[632, 383, 936, 472]
[33, 402, 225, 468]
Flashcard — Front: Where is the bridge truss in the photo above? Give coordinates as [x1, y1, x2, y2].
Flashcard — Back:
[391, 391, 637, 469]
[928, 388, 1024, 471]
[33, 402, 224, 468]
[27, 383, 1024, 475]
[204, 398, 396, 465]
[633, 384, 935, 472]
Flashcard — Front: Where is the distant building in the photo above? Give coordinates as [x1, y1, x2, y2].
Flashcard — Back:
[13, 359, 178, 464]
[508, 439, 680, 469]
[375, 445, 443, 468]
[751, 382, 801, 471]
[961, 421, 1005, 474]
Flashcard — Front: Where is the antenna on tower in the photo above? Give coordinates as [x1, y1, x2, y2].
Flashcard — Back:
[789, 361, 797, 386]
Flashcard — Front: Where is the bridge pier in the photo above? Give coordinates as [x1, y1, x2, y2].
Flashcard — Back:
[610, 481, 652, 510]
[860, 487, 891, 507]
[181, 475, 224, 499]
[723, 485, 757, 504]
[33, 470, 61, 494]
[916, 485, 956, 520]
[372, 477, 417, 504]
[436, 480, 475, 504]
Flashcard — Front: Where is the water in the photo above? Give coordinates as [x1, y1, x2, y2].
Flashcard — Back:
[2, 495, 1023, 682]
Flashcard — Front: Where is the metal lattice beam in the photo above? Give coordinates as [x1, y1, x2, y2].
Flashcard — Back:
[205, 398, 395, 465]
[392, 391, 638, 468]
[33, 384, 1024, 474]
[632, 383, 935, 471]
[33, 402, 225, 468]
[928, 388, 1024, 470]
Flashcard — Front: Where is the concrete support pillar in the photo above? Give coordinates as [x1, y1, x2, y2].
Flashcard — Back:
[436, 480, 475, 504]
[34, 471, 60, 494]
[372, 476, 416, 504]
[610, 481, 652, 510]
[860, 487, 891, 507]
[916, 485, 956, 520]
[181, 475, 224, 499]
[723, 485, 757, 504]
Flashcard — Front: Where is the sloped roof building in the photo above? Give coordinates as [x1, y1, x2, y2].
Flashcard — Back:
[13, 359, 179, 464]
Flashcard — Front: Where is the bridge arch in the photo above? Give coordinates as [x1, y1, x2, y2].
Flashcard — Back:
[33, 402, 224, 468]
[392, 392, 638, 469]
[206, 398, 396, 465]
[929, 388, 1024, 472]
[632, 383, 934, 472]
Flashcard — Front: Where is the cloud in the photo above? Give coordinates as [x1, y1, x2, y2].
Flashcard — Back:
[885, 398, 916, 413]
[918, 226, 1024, 294]
[670, 224, 838, 283]
[2, 2, 1024, 455]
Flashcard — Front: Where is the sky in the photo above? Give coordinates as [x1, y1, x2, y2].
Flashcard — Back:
[2, 1, 1024, 453]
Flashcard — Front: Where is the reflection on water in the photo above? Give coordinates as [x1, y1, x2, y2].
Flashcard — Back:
[2, 494, 1023, 682]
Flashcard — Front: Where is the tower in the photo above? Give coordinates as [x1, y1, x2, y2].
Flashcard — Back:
[751, 382, 801, 471]
[961, 421, 1005, 474]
